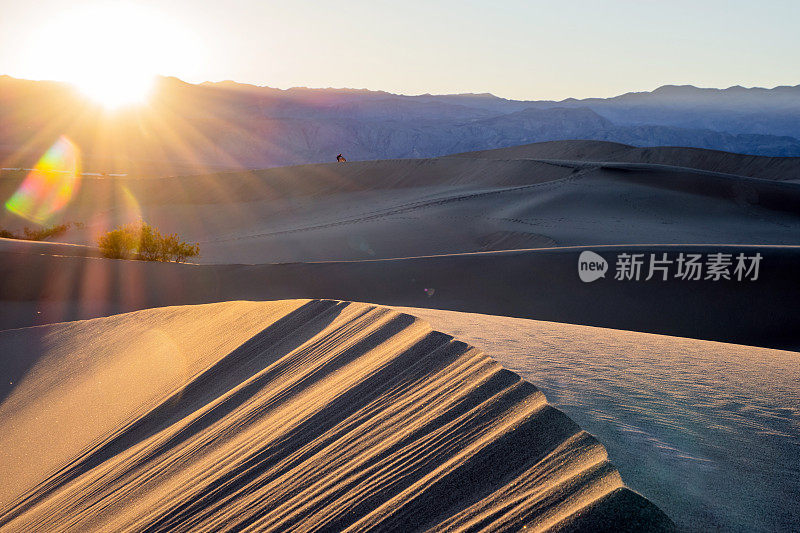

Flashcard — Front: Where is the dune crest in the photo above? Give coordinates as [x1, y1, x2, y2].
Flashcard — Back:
[0, 300, 671, 532]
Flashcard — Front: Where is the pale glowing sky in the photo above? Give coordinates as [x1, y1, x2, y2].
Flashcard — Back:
[1, 0, 798, 101]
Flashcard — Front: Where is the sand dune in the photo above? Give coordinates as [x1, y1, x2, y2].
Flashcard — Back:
[2, 141, 799, 531]
[392, 306, 800, 532]
[0, 237, 101, 258]
[0, 300, 672, 532]
[3, 244, 799, 350]
[3, 141, 800, 265]
[451, 140, 800, 181]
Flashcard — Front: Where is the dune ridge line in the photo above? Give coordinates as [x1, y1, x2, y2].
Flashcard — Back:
[0, 300, 672, 532]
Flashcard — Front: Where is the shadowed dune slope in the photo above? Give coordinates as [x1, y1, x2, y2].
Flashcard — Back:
[451, 140, 800, 181]
[0, 300, 672, 532]
[2, 244, 800, 350]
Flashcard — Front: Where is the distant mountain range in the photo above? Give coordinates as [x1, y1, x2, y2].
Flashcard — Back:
[1, 75, 799, 176]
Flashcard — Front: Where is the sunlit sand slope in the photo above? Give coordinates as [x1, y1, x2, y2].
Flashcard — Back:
[0, 300, 672, 532]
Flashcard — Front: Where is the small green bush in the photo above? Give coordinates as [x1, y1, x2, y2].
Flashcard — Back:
[0, 222, 74, 241]
[97, 226, 140, 259]
[97, 221, 199, 262]
[137, 223, 162, 261]
[170, 239, 200, 263]
[23, 223, 71, 241]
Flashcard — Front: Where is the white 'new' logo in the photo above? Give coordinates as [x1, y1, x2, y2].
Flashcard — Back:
[578, 251, 608, 282]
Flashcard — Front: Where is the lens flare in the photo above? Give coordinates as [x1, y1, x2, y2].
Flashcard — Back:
[5, 136, 81, 224]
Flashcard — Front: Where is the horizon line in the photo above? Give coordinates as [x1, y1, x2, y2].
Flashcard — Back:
[2, 73, 799, 104]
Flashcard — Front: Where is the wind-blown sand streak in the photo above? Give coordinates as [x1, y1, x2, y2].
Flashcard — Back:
[0, 300, 672, 532]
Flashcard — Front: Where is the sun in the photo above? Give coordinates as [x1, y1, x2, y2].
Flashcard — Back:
[22, 2, 197, 110]
[75, 72, 154, 110]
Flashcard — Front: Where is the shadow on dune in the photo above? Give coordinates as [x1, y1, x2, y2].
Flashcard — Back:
[451, 140, 800, 182]
[0, 301, 674, 532]
[595, 163, 800, 215]
[2, 243, 800, 350]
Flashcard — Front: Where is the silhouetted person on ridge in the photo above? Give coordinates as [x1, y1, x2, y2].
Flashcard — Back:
[336, 154, 346, 162]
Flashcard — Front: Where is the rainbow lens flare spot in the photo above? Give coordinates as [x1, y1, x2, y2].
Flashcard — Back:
[5, 136, 81, 224]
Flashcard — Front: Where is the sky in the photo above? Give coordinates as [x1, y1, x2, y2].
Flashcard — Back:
[0, 0, 798, 101]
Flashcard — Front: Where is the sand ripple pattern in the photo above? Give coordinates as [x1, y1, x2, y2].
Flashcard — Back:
[0, 300, 671, 532]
